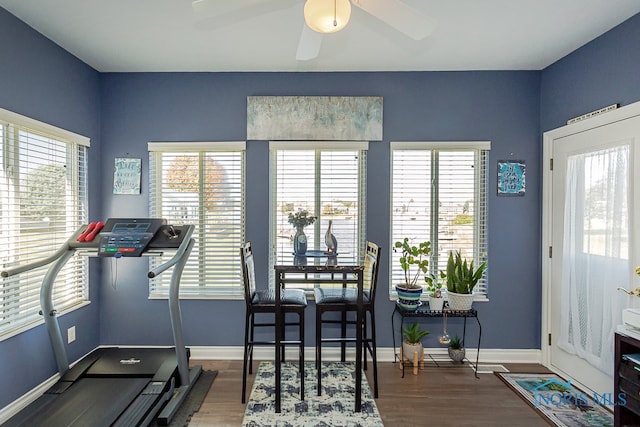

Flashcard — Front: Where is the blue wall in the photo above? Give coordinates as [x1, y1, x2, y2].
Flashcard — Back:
[0, 8, 101, 408]
[98, 71, 542, 351]
[541, 13, 640, 131]
[2, 3, 640, 412]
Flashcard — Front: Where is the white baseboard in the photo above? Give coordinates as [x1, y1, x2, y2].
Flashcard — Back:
[189, 346, 542, 364]
[0, 346, 541, 423]
[0, 374, 59, 424]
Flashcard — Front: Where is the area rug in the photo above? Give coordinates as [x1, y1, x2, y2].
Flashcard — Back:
[150, 369, 217, 427]
[496, 372, 613, 427]
[242, 361, 383, 427]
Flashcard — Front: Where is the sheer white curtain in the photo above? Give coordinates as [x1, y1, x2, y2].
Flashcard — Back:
[559, 144, 630, 375]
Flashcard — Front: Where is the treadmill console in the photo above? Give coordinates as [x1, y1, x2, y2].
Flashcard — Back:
[98, 218, 166, 257]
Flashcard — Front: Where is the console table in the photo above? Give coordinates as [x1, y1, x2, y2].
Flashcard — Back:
[391, 303, 482, 378]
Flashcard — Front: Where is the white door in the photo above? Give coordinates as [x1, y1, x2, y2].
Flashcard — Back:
[546, 111, 640, 395]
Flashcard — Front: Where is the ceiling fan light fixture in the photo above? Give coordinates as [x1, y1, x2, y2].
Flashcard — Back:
[304, 0, 352, 34]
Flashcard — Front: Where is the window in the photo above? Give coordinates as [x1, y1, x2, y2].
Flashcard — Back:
[148, 142, 245, 298]
[0, 109, 89, 339]
[390, 141, 490, 297]
[269, 141, 367, 287]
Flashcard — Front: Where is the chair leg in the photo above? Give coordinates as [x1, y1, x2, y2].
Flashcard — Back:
[316, 308, 322, 396]
[242, 311, 251, 403]
[248, 315, 255, 374]
[362, 313, 368, 371]
[369, 309, 379, 398]
[299, 311, 305, 401]
[340, 311, 347, 362]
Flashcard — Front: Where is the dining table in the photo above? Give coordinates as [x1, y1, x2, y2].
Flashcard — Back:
[274, 252, 365, 413]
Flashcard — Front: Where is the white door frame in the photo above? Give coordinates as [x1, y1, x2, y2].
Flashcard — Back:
[541, 99, 640, 368]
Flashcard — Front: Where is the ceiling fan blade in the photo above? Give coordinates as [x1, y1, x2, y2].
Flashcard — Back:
[296, 24, 323, 61]
[351, 0, 437, 40]
[193, 0, 297, 20]
[193, 0, 299, 32]
[192, 0, 265, 16]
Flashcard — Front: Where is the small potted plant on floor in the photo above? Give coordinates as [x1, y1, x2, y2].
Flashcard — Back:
[444, 250, 487, 311]
[394, 238, 431, 311]
[401, 322, 430, 365]
[448, 335, 465, 363]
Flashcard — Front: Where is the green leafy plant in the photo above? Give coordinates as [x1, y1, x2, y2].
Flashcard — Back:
[449, 335, 463, 350]
[402, 322, 430, 344]
[394, 237, 431, 289]
[444, 250, 487, 294]
[424, 272, 445, 297]
[287, 209, 316, 229]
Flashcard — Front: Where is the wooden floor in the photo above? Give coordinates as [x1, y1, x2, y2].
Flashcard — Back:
[188, 359, 551, 426]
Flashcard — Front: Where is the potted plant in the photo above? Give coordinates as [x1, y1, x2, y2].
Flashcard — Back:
[401, 322, 430, 365]
[393, 238, 431, 311]
[425, 274, 445, 311]
[448, 335, 465, 363]
[288, 209, 316, 255]
[444, 251, 487, 311]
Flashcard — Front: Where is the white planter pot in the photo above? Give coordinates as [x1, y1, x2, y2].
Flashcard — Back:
[402, 341, 424, 363]
[447, 291, 474, 311]
[428, 296, 444, 311]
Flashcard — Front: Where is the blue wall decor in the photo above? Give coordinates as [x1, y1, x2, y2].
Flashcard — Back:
[497, 160, 526, 196]
[113, 157, 141, 194]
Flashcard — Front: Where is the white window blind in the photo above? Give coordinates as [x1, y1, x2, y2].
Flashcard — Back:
[148, 142, 245, 297]
[269, 142, 367, 288]
[390, 141, 490, 296]
[0, 110, 89, 339]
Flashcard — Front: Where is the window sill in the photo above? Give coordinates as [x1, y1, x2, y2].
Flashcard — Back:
[148, 293, 244, 300]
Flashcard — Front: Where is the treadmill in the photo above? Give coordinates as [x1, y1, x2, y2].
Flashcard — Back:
[1, 218, 202, 427]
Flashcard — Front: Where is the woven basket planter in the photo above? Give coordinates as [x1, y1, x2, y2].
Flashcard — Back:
[447, 291, 474, 311]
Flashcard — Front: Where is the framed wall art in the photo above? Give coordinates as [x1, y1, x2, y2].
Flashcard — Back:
[497, 160, 526, 196]
[113, 157, 141, 194]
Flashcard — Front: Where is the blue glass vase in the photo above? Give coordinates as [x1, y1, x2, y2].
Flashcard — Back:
[293, 227, 307, 255]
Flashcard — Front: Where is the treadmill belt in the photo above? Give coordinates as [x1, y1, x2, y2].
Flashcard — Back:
[19, 377, 149, 427]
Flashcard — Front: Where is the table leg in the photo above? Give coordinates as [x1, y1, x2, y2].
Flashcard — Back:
[355, 274, 363, 412]
[275, 281, 281, 413]
[391, 306, 397, 362]
[474, 315, 482, 379]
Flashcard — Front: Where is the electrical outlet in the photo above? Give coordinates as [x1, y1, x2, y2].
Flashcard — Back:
[68, 326, 76, 344]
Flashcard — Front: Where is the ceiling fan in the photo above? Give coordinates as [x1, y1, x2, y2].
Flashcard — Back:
[192, 0, 437, 61]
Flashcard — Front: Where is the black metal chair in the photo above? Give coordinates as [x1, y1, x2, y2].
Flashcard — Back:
[240, 241, 307, 403]
[313, 241, 381, 397]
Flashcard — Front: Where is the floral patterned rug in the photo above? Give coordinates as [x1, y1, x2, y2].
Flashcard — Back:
[242, 361, 383, 427]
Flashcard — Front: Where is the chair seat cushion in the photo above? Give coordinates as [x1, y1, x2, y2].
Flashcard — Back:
[252, 288, 307, 306]
[314, 287, 371, 305]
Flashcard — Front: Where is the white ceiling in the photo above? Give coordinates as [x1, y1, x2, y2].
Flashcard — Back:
[1, 0, 640, 72]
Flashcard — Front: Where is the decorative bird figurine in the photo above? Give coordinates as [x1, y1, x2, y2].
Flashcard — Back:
[325, 220, 338, 255]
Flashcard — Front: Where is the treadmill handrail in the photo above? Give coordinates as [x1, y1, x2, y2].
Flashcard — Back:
[1, 243, 71, 278]
[147, 225, 194, 278]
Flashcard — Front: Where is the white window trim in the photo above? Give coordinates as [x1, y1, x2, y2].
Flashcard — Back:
[268, 141, 368, 289]
[0, 109, 90, 341]
[148, 141, 245, 152]
[389, 140, 490, 302]
[270, 140, 369, 150]
[148, 141, 246, 299]
[390, 141, 490, 150]
[0, 108, 90, 147]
